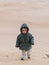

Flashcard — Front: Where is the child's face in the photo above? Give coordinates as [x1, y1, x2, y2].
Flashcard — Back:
[22, 28, 27, 34]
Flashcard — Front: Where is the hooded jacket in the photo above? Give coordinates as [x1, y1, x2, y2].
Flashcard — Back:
[16, 24, 34, 51]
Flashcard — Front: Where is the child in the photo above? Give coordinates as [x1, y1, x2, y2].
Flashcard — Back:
[16, 24, 34, 60]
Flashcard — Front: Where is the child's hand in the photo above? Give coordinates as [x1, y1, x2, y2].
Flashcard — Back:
[16, 46, 19, 47]
[15, 45, 19, 48]
[32, 43, 34, 45]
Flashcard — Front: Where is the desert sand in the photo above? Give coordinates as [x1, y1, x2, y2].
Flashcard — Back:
[0, 0, 49, 65]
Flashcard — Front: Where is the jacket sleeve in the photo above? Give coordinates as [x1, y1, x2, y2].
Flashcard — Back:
[29, 34, 34, 45]
[16, 36, 20, 47]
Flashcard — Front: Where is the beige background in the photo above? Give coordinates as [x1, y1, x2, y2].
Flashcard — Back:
[0, 0, 49, 65]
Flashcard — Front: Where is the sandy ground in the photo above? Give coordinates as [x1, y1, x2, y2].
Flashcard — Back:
[0, 1, 49, 65]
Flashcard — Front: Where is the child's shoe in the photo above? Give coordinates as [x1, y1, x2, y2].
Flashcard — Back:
[28, 57, 30, 59]
[21, 58, 24, 60]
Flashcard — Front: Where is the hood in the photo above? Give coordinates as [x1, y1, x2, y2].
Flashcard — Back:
[20, 24, 29, 32]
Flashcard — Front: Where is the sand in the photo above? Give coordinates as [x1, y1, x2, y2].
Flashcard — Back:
[0, 1, 49, 65]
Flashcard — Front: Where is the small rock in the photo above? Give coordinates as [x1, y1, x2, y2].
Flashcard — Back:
[45, 54, 49, 58]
